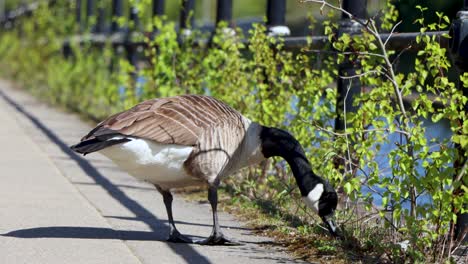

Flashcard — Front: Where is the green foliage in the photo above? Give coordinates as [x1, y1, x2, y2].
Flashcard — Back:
[0, 1, 466, 262]
[315, 1, 467, 262]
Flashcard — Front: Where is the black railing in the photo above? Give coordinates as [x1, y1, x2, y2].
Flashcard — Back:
[0, 0, 467, 241]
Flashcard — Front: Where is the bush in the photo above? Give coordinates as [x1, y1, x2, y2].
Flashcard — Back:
[0, 1, 466, 262]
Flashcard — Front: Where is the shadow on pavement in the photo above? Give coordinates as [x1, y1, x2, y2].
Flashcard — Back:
[104, 215, 252, 231]
[3, 226, 164, 240]
[0, 89, 213, 264]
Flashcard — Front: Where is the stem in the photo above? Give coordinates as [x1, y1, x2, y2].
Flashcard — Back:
[369, 20, 409, 122]
[454, 159, 468, 183]
[384, 20, 402, 47]
[410, 186, 416, 218]
[343, 81, 354, 174]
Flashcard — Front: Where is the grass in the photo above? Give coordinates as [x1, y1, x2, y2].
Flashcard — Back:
[179, 184, 392, 264]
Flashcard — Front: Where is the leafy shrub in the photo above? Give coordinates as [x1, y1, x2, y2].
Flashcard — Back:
[0, 1, 466, 262]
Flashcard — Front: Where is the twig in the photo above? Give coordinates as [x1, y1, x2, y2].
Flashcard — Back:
[339, 69, 380, 79]
[392, 44, 412, 65]
[362, 214, 380, 224]
[343, 80, 354, 174]
[368, 19, 409, 122]
[303, 1, 373, 34]
[333, 154, 369, 177]
[451, 232, 467, 255]
[454, 159, 467, 183]
[384, 20, 402, 47]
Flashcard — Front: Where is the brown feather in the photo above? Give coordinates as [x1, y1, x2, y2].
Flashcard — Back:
[81, 95, 245, 147]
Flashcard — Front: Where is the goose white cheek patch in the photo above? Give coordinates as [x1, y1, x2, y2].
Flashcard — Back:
[302, 183, 324, 213]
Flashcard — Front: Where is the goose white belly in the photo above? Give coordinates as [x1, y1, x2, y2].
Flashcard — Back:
[99, 138, 202, 189]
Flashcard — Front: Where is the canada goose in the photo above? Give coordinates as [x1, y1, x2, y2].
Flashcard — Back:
[71, 95, 339, 245]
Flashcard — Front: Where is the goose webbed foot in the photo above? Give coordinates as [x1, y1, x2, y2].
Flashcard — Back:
[167, 230, 193, 243]
[194, 232, 242, 245]
[195, 185, 243, 246]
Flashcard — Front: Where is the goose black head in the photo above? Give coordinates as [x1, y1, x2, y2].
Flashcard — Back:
[302, 180, 340, 237]
[259, 126, 340, 237]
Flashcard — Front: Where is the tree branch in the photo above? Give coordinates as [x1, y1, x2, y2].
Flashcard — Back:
[310, 122, 411, 137]
[305, 0, 410, 124]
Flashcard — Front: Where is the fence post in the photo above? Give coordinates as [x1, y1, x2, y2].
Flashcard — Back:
[86, 0, 94, 27]
[180, 0, 195, 32]
[127, 4, 140, 71]
[111, 0, 123, 33]
[266, 0, 290, 36]
[449, 0, 468, 243]
[95, 6, 105, 33]
[151, 0, 165, 34]
[0, 0, 4, 22]
[334, 0, 367, 132]
[153, 0, 165, 17]
[333, 0, 366, 199]
[110, 0, 124, 75]
[76, 0, 82, 31]
[216, 0, 232, 26]
[86, 0, 95, 31]
[129, 6, 140, 31]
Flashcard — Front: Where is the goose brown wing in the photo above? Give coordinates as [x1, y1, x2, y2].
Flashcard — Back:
[81, 95, 243, 146]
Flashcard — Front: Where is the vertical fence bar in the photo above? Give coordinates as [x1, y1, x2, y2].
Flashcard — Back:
[266, 0, 290, 36]
[216, 0, 232, 25]
[449, 0, 468, 243]
[0, 0, 4, 22]
[180, 0, 195, 30]
[334, 0, 367, 132]
[341, 0, 367, 19]
[86, 0, 94, 30]
[112, 0, 123, 33]
[152, 0, 165, 33]
[333, 0, 367, 198]
[128, 4, 140, 71]
[95, 7, 105, 33]
[129, 6, 140, 30]
[76, 0, 82, 30]
[267, 0, 285, 25]
[110, 0, 124, 75]
[153, 0, 165, 16]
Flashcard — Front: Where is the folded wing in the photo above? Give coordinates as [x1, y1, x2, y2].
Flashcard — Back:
[77, 95, 244, 149]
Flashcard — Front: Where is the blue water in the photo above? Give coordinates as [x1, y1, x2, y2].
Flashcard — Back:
[359, 117, 452, 209]
[118, 74, 147, 99]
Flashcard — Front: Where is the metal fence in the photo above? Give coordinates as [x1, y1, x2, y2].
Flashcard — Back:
[1, 0, 467, 241]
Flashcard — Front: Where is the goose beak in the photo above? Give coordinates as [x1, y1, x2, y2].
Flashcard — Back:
[321, 214, 342, 238]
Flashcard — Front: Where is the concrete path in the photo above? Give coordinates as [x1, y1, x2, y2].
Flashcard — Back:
[0, 81, 305, 264]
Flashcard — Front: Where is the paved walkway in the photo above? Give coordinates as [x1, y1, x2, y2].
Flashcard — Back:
[0, 81, 305, 264]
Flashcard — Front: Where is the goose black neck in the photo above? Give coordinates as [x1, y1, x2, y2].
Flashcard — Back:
[259, 126, 323, 196]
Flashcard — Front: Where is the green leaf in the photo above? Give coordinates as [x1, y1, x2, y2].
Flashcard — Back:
[382, 196, 388, 206]
[344, 182, 353, 194]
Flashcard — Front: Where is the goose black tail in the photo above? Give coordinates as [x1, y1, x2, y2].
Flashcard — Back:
[70, 138, 130, 155]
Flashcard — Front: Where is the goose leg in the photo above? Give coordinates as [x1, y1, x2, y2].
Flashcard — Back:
[195, 186, 241, 245]
[155, 186, 192, 243]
